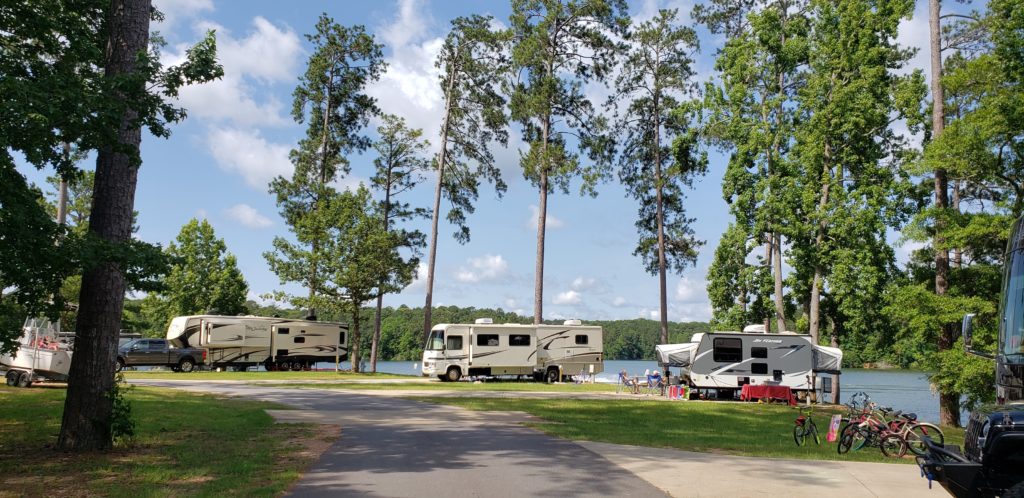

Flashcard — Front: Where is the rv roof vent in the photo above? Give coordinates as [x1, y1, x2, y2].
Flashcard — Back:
[475, 318, 494, 324]
[742, 324, 766, 334]
[563, 319, 583, 326]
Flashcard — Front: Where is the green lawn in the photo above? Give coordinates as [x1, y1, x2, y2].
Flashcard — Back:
[122, 370, 415, 381]
[0, 385, 336, 497]
[415, 396, 966, 463]
[269, 381, 619, 392]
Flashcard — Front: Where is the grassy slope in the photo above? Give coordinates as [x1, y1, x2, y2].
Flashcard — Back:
[270, 381, 619, 391]
[415, 397, 966, 464]
[122, 370, 415, 381]
[0, 386, 331, 497]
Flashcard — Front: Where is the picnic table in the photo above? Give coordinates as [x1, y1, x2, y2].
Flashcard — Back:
[740, 384, 796, 406]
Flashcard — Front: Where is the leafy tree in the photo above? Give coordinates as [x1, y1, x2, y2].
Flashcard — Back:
[614, 9, 705, 351]
[142, 218, 248, 332]
[707, 223, 765, 329]
[268, 14, 384, 317]
[699, 0, 809, 333]
[368, 115, 428, 372]
[422, 15, 509, 340]
[29, 0, 222, 451]
[266, 186, 419, 372]
[508, 0, 627, 324]
[44, 170, 95, 236]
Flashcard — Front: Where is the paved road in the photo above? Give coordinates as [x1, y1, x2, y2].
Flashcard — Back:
[132, 380, 666, 497]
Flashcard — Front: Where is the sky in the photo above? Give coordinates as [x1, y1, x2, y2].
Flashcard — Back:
[15, 0, 942, 323]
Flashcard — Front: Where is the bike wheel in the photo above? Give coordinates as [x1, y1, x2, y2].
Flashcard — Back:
[794, 425, 806, 446]
[838, 424, 859, 454]
[880, 434, 908, 458]
[908, 423, 944, 455]
[810, 421, 820, 446]
[850, 426, 869, 452]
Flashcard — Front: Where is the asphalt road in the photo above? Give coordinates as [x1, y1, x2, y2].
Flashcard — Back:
[131, 380, 667, 497]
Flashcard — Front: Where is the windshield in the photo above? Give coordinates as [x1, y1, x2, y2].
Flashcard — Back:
[1001, 234, 1024, 358]
[425, 330, 444, 351]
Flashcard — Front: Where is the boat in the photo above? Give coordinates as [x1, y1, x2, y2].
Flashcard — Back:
[1, 318, 74, 387]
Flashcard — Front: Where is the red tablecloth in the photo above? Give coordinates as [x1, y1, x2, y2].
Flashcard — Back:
[740, 384, 796, 406]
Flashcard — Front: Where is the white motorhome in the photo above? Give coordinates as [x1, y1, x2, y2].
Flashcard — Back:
[656, 325, 842, 396]
[421, 319, 604, 382]
[166, 315, 347, 371]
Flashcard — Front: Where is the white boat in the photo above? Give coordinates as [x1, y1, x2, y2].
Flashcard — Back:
[1, 318, 74, 387]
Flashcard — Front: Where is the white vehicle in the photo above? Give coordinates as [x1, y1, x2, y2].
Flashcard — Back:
[2, 318, 74, 387]
[166, 315, 347, 371]
[421, 318, 604, 382]
[655, 325, 842, 396]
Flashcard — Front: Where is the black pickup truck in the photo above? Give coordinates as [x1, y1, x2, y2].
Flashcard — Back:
[116, 338, 206, 372]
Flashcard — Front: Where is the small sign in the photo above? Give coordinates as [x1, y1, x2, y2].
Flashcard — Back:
[827, 414, 842, 442]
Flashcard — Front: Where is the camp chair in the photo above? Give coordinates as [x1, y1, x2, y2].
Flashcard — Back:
[645, 373, 666, 395]
[617, 370, 640, 394]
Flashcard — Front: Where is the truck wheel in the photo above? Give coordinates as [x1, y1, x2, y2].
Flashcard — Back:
[178, 358, 195, 373]
[1004, 481, 1024, 498]
[546, 367, 560, 384]
[6, 371, 18, 386]
[446, 367, 461, 382]
[16, 371, 31, 388]
[115, 359, 125, 373]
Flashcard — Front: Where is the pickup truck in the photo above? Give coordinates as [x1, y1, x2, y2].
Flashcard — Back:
[116, 338, 206, 373]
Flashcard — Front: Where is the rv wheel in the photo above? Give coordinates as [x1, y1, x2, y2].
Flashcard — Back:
[446, 367, 461, 382]
[16, 371, 31, 388]
[5, 371, 17, 386]
[546, 367, 559, 384]
[178, 358, 195, 373]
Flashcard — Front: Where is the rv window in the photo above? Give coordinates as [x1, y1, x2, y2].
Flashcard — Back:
[751, 347, 767, 359]
[294, 337, 306, 344]
[278, 328, 290, 335]
[446, 335, 463, 350]
[712, 337, 742, 362]
[751, 363, 768, 374]
[575, 335, 588, 345]
[339, 331, 346, 345]
[509, 334, 531, 347]
[426, 331, 444, 350]
[477, 334, 499, 347]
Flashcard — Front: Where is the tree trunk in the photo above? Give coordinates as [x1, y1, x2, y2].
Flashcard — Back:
[534, 167, 548, 325]
[764, 239, 772, 332]
[371, 173, 395, 373]
[58, 0, 150, 451]
[57, 143, 71, 226]
[351, 303, 362, 373]
[773, 232, 786, 333]
[422, 56, 459, 342]
[929, 0, 959, 428]
[809, 143, 832, 345]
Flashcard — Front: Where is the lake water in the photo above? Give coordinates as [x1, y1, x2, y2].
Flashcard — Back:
[319, 359, 963, 425]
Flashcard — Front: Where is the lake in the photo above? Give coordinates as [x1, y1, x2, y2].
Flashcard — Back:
[319, 359, 964, 425]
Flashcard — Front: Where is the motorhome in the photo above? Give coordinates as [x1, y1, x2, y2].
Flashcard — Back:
[421, 319, 604, 382]
[656, 325, 842, 397]
[166, 315, 347, 370]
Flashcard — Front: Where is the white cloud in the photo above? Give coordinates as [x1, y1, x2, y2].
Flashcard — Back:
[553, 290, 582, 305]
[162, 17, 301, 127]
[612, 296, 627, 307]
[674, 276, 705, 303]
[206, 126, 292, 189]
[526, 204, 566, 230]
[195, 208, 208, 219]
[455, 254, 509, 283]
[225, 203, 273, 228]
[571, 277, 597, 291]
[404, 262, 430, 291]
[154, 0, 213, 29]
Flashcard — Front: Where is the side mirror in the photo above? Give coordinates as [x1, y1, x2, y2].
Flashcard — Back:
[962, 314, 975, 351]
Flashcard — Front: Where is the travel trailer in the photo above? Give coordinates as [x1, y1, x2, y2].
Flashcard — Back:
[166, 315, 347, 370]
[2, 318, 74, 387]
[422, 319, 604, 382]
[656, 325, 842, 397]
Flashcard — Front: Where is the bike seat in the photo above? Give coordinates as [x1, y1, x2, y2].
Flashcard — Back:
[903, 412, 917, 421]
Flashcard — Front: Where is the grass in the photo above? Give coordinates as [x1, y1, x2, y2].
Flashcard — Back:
[414, 396, 966, 464]
[267, 381, 620, 392]
[122, 370, 415, 381]
[0, 385, 337, 497]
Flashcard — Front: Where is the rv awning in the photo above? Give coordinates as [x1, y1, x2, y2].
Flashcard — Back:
[812, 345, 843, 374]
[656, 343, 699, 368]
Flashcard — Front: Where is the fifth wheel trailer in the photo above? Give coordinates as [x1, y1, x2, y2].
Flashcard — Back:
[166, 315, 347, 370]
[421, 319, 604, 382]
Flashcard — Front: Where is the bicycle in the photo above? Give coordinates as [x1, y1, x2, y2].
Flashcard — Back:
[837, 403, 908, 458]
[794, 406, 820, 446]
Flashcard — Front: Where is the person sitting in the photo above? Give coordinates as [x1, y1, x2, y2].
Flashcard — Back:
[618, 369, 640, 394]
[647, 369, 665, 395]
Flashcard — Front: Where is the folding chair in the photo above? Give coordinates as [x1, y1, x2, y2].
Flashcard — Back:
[645, 373, 666, 395]
[617, 370, 639, 394]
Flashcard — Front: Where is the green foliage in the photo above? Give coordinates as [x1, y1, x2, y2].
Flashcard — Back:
[108, 373, 135, 446]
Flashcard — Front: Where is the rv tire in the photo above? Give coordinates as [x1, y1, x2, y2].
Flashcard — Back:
[546, 367, 559, 384]
[5, 371, 17, 386]
[178, 358, 195, 373]
[16, 371, 31, 388]
[446, 367, 461, 382]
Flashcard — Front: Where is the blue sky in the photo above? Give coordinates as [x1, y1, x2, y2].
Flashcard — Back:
[16, 0, 939, 322]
